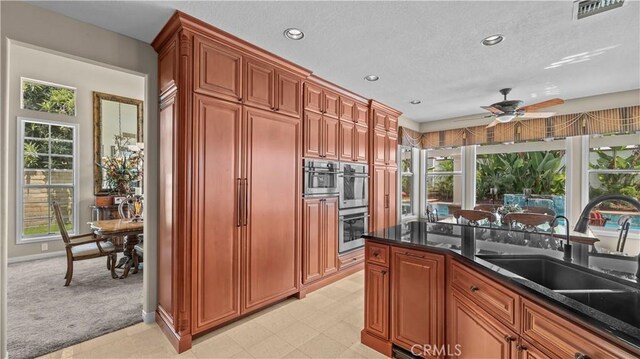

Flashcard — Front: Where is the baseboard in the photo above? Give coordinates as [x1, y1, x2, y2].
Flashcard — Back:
[298, 262, 364, 297]
[7, 250, 65, 264]
[361, 329, 393, 357]
[156, 309, 192, 353]
[142, 309, 155, 324]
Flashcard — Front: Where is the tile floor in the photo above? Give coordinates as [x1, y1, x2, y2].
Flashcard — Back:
[40, 271, 387, 359]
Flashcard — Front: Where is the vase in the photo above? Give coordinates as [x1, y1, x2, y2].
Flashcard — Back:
[117, 181, 130, 196]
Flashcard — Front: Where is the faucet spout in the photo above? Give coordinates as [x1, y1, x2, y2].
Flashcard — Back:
[552, 215, 572, 262]
[574, 195, 640, 233]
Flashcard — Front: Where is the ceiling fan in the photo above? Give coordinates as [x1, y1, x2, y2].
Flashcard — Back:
[482, 88, 564, 128]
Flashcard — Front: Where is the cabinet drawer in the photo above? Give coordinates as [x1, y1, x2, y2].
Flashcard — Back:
[450, 261, 519, 331]
[366, 242, 389, 267]
[339, 248, 364, 269]
[521, 298, 636, 359]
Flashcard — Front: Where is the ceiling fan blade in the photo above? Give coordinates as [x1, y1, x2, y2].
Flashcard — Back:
[486, 119, 500, 128]
[481, 106, 502, 114]
[519, 98, 564, 112]
[518, 112, 556, 118]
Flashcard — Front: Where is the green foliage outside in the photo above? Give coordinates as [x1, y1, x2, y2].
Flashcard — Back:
[589, 146, 640, 203]
[427, 159, 455, 202]
[476, 151, 566, 201]
[22, 81, 76, 116]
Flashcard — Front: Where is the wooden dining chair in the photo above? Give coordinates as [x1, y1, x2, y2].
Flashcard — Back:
[503, 212, 555, 233]
[453, 209, 496, 227]
[474, 204, 498, 212]
[53, 202, 118, 286]
[525, 206, 556, 217]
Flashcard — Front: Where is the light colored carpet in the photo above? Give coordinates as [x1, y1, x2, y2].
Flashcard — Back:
[7, 254, 143, 359]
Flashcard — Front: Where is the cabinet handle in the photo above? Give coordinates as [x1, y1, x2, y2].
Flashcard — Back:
[403, 251, 426, 259]
[575, 353, 589, 359]
[237, 178, 242, 227]
[373, 251, 380, 257]
[381, 270, 387, 275]
[243, 178, 249, 226]
[516, 345, 527, 352]
[238, 97, 243, 102]
[503, 335, 515, 343]
[470, 285, 479, 292]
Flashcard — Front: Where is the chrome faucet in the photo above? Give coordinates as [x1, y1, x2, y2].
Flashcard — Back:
[574, 195, 640, 278]
[552, 215, 572, 262]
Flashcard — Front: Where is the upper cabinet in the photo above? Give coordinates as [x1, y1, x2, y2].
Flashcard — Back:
[340, 97, 356, 122]
[303, 83, 339, 118]
[355, 102, 369, 126]
[372, 108, 398, 133]
[244, 57, 275, 110]
[276, 71, 302, 118]
[194, 36, 243, 102]
[323, 90, 340, 118]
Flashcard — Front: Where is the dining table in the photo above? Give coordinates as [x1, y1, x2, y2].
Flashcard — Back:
[88, 219, 144, 278]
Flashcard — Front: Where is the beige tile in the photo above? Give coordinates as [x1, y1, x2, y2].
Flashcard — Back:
[124, 322, 156, 336]
[246, 335, 295, 359]
[297, 334, 349, 358]
[71, 329, 130, 355]
[192, 333, 245, 358]
[348, 342, 388, 359]
[341, 311, 364, 330]
[253, 306, 299, 333]
[315, 285, 352, 301]
[332, 278, 363, 293]
[225, 321, 274, 349]
[282, 349, 310, 359]
[274, 321, 320, 347]
[300, 292, 338, 310]
[300, 310, 342, 333]
[230, 349, 254, 358]
[322, 321, 362, 348]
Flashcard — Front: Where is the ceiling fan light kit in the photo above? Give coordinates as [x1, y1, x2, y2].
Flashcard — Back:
[481, 88, 564, 128]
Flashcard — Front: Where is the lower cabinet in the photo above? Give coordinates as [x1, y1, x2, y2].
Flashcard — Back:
[364, 263, 389, 340]
[391, 247, 445, 358]
[302, 197, 338, 284]
[448, 288, 518, 359]
[517, 340, 551, 359]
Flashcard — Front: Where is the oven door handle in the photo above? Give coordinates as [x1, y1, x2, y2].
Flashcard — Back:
[305, 170, 340, 174]
[338, 174, 369, 178]
[339, 214, 370, 221]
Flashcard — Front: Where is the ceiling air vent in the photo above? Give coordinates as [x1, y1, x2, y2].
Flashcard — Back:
[575, 0, 625, 19]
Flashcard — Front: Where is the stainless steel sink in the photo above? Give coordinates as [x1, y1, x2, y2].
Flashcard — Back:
[478, 254, 640, 328]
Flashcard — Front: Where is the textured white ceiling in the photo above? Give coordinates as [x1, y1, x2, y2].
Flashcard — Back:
[28, 1, 640, 122]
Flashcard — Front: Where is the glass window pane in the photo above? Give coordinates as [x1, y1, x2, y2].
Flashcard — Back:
[51, 125, 74, 140]
[589, 172, 640, 201]
[24, 122, 49, 138]
[50, 171, 73, 185]
[24, 169, 49, 185]
[51, 140, 73, 155]
[426, 174, 458, 218]
[22, 187, 50, 236]
[24, 153, 49, 169]
[24, 139, 49, 154]
[401, 176, 413, 215]
[22, 79, 76, 116]
[51, 188, 74, 233]
[51, 156, 72, 170]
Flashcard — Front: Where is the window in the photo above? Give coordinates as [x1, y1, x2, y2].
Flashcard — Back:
[424, 148, 463, 219]
[17, 118, 78, 242]
[21, 78, 76, 116]
[475, 141, 566, 216]
[400, 147, 419, 219]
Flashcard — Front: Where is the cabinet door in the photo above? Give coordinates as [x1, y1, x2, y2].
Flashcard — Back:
[324, 90, 340, 118]
[391, 248, 445, 357]
[243, 108, 300, 312]
[371, 166, 386, 233]
[194, 36, 243, 102]
[365, 263, 390, 340]
[340, 97, 356, 122]
[386, 167, 398, 228]
[303, 199, 323, 284]
[323, 116, 340, 160]
[373, 109, 387, 131]
[448, 289, 517, 359]
[303, 111, 323, 159]
[192, 95, 242, 333]
[323, 197, 339, 276]
[244, 58, 275, 111]
[373, 129, 387, 166]
[276, 71, 301, 118]
[339, 120, 355, 161]
[354, 124, 368, 162]
[354, 102, 369, 126]
[304, 83, 323, 113]
[387, 115, 398, 133]
[386, 132, 398, 166]
[517, 340, 551, 359]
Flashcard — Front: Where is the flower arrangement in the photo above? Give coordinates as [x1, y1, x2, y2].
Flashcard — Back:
[97, 135, 142, 195]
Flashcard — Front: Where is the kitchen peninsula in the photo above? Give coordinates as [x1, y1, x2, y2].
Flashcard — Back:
[361, 221, 640, 358]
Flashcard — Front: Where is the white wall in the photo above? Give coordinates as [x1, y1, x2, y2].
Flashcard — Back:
[7, 43, 145, 258]
[399, 115, 420, 131]
[419, 89, 640, 132]
[1, 3, 159, 357]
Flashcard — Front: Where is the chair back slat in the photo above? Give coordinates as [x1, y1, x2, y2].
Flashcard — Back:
[453, 209, 496, 226]
[52, 201, 71, 244]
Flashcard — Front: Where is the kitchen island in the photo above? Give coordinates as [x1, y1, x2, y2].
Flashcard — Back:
[361, 221, 640, 358]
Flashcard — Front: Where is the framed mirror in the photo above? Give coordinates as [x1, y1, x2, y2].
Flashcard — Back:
[93, 92, 143, 195]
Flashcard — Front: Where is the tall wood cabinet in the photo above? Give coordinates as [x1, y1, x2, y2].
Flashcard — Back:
[302, 197, 339, 284]
[153, 12, 308, 352]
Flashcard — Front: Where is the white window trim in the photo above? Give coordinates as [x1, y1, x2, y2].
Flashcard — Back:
[16, 117, 79, 244]
[20, 77, 77, 117]
[421, 147, 465, 218]
[400, 146, 420, 222]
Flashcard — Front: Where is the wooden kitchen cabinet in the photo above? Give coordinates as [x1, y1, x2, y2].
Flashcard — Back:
[371, 166, 397, 232]
[339, 120, 355, 161]
[354, 124, 368, 162]
[386, 132, 397, 166]
[244, 57, 275, 110]
[391, 247, 445, 357]
[365, 262, 390, 340]
[372, 108, 398, 133]
[386, 167, 397, 227]
[517, 340, 551, 359]
[323, 116, 339, 160]
[355, 102, 369, 125]
[373, 130, 397, 166]
[304, 110, 338, 160]
[340, 97, 356, 122]
[448, 288, 518, 359]
[323, 90, 340, 118]
[275, 71, 302, 118]
[302, 197, 338, 284]
[194, 36, 243, 103]
[304, 82, 339, 118]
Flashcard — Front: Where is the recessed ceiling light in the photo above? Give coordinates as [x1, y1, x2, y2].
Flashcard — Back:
[283, 28, 304, 40]
[482, 34, 504, 46]
[410, 100, 421, 105]
[364, 75, 379, 81]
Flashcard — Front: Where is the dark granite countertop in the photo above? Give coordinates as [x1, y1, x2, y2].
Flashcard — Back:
[363, 221, 640, 349]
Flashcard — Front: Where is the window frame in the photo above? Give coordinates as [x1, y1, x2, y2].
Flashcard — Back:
[20, 77, 77, 117]
[16, 117, 79, 244]
[400, 146, 420, 222]
[422, 147, 465, 219]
